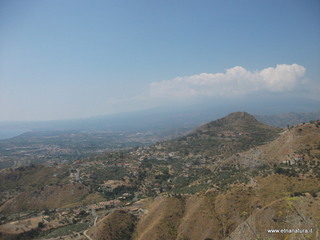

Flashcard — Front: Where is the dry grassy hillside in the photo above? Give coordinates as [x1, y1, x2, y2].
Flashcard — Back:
[0, 183, 90, 214]
[84, 173, 320, 240]
[0, 165, 69, 192]
[259, 122, 320, 164]
[129, 175, 319, 240]
[220, 121, 320, 169]
[134, 196, 185, 240]
[226, 194, 320, 240]
[86, 210, 137, 240]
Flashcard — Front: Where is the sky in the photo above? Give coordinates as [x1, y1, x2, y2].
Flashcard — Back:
[0, 0, 320, 122]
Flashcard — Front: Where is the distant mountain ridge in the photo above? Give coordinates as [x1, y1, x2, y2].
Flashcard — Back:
[0, 107, 319, 139]
[255, 111, 320, 127]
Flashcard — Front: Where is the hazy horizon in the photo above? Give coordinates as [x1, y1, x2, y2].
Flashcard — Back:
[1, 0, 320, 122]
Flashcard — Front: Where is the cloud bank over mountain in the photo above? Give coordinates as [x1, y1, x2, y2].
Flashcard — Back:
[103, 63, 318, 117]
[149, 64, 307, 99]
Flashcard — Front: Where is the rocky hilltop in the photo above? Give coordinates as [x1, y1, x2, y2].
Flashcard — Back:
[0, 112, 319, 240]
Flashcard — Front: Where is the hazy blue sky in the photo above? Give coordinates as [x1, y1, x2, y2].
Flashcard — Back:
[1, 0, 320, 121]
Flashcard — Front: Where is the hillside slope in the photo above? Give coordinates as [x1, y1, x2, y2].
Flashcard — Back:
[221, 120, 320, 169]
[87, 174, 320, 240]
[226, 193, 320, 240]
[1, 112, 319, 240]
[86, 210, 137, 240]
[0, 183, 90, 214]
[86, 120, 320, 240]
[165, 112, 282, 157]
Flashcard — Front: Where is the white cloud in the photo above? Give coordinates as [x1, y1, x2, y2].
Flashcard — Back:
[149, 64, 306, 98]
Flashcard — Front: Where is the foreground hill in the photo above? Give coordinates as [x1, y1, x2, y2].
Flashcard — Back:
[87, 174, 320, 240]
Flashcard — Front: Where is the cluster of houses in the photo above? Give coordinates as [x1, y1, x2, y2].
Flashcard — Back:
[132, 145, 178, 162]
[282, 154, 305, 165]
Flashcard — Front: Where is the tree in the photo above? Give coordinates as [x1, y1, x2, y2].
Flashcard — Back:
[38, 221, 45, 228]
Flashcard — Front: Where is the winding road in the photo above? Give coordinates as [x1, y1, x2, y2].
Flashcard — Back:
[83, 230, 93, 240]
